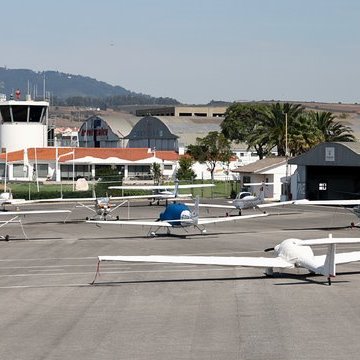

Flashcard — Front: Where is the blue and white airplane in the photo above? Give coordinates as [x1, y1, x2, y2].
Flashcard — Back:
[87, 196, 268, 237]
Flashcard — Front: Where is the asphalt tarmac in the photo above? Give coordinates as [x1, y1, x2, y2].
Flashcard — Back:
[0, 200, 360, 360]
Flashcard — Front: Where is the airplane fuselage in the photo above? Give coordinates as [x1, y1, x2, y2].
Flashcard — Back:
[274, 239, 321, 274]
[233, 195, 262, 210]
[95, 197, 111, 217]
[159, 203, 193, 227]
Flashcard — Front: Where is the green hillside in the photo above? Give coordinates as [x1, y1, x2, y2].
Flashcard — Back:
[0, 67, 179, 106]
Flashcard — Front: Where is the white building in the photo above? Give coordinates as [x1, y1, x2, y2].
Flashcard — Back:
[232, 157, 297, 201]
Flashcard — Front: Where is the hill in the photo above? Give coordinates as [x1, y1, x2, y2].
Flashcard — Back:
[0, 67, 179, 106]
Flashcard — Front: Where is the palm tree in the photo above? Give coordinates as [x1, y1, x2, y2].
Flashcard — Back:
[309, 111, 355, 142]
[261, 102, 305, 156]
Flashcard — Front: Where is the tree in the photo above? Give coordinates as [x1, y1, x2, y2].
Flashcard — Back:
[176, 156, 196, 180]
[221, 103, 271, 159]
[187, 131, 233, 180]
[260, 102, 305, 156]
[151, 163, 161, 184]
[309, 111, 355, 142]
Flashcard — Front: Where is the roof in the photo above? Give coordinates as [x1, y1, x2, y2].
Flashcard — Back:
[339, 141, 360, 154]
[93, 114, 224, 146]
[232, 157, 287, 173]
[288, 142, 360, 166]
[155, 116, 223, 145]
[0, 148, 179, 163]
[99, 112, 139, 138]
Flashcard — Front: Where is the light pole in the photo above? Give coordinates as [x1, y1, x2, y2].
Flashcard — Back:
[285, 112, 288, 158]
[57, 150, 75, 196]
[284, 111, 289, 200]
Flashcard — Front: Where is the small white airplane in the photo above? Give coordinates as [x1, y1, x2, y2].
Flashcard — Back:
[0, 192, 27, 209]
[87, 196, 268, 237]
[93, 234, 360, 285]
[109, 180, 214, 205]
[185, 182, 282, 215]
[2, 191, 170, 221]
[0, 209, 71, 241]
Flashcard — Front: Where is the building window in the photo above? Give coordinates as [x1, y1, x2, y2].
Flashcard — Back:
[13, 164, 28, 178]
[128, 165, 151, 179]
[34, 164, 49, 178]
[163, 164, 172, 170]
[0, 164, 5, 177]
[60, 164, 91, 180]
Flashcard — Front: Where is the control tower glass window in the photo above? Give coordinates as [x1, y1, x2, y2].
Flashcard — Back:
[0, 105, 47, 123]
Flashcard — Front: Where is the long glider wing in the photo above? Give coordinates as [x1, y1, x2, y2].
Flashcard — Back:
[0, 210, 71, 216]
[97, 255, 293, 269]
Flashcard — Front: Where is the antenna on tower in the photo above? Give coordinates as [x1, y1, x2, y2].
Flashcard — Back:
[43, 72, 46, 100]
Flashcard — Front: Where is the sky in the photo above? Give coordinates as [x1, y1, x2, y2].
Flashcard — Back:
[2, 0, 360, 104]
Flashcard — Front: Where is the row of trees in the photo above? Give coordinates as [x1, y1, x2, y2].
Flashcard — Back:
[221, 102, 355, 159]
[176, 102, 356, 180]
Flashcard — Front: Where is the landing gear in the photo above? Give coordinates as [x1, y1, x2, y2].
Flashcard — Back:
[265, 267, 274, 277]
[238, 210, 242, 216]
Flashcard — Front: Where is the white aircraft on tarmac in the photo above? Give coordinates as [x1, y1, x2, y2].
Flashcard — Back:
[87, 196, 268, 237]
[0, 208, 71, 241]
[109, 180, 214, 205]
[185, 182, 283, 215]
[1, 191, 175, 221]
[93, 234, 360, 285]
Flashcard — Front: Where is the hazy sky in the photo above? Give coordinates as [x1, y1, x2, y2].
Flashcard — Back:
[3, 0, 360, 104]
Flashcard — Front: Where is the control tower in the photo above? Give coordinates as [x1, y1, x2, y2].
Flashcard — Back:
[0, 94, 49, 152]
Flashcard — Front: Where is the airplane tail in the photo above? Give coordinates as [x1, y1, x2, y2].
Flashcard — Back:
[192, 195, 200, 224]
[174, 179, 179, 197]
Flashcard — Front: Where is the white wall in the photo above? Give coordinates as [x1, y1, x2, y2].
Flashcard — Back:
[0, 124, 47, 152]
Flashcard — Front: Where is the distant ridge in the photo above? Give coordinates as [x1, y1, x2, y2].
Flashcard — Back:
[0, 67, 180, 106]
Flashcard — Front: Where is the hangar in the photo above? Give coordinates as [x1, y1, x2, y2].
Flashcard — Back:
[289, 142, 360, 200]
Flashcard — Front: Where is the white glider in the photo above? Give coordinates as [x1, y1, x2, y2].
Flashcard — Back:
[94, 234, 360, 285]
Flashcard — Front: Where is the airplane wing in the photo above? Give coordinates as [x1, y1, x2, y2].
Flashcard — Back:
[184, 202, 237, 210]
[97, 255, 293, 268]
[109, 184, 215, 190]
[87, 219, 173, 227]
[258, 201, 295, 208]
[6, 194, 194, 206]
[300, 238, 360, 246]
[197, 213, 268, 225]
[314, 252, 360, 266]
[0, 210, 71, 216]
[294, 199, 360, 206]
[8, 197, 97, 205]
